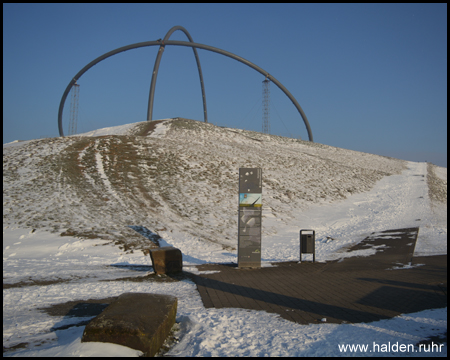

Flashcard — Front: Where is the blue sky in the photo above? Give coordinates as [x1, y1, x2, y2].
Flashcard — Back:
[3, 3, 447, 167]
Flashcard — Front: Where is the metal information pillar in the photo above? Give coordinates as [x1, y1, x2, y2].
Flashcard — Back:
[238, 168, 262, 268]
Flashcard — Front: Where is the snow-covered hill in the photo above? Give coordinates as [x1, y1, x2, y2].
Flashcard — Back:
[3, 118, 447, 356]
[3, 118, 415, 251]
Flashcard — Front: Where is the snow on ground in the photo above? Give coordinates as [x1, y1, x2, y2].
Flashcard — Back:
[3, 119, 447, 356]
[3, 228, 447, 357]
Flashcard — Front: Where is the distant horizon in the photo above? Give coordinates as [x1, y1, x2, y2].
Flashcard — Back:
[3, 117, 446, 168]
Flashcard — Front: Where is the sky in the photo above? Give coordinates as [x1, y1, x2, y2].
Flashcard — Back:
[3, 3, 447, 167]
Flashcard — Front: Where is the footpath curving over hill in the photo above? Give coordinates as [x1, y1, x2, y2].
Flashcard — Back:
[3, 118, 409, 252]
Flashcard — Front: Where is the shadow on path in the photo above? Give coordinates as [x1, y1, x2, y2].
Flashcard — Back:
[191, 228, 447, 324]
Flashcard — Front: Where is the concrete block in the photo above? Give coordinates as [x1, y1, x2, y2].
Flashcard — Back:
[81, 293, 177, 357]
[149, 247, 182, 275]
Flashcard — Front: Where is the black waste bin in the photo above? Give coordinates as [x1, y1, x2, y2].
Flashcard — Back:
[300, 229, 315, 262]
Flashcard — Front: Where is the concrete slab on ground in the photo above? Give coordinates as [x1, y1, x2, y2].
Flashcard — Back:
[81, 293, 177, 357]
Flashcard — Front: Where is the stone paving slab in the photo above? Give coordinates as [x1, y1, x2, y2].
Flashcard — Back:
[191, 228, 447, 324]
[81, 293, 177, 357]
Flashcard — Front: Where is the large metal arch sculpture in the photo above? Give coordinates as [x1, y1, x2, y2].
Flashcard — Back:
[148, 25, 207, 123]
[58, 32, 313, 141]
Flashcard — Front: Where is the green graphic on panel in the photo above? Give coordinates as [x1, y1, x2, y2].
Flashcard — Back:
[239, 193, 262, 207]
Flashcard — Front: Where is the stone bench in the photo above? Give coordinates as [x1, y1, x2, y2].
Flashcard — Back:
[81, 293, 177, 357]
[149, 246, 183, 275]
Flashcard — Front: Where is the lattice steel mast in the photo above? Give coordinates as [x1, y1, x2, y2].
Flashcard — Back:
[262, 78, 270, 134]
[68, 82, 80, 135]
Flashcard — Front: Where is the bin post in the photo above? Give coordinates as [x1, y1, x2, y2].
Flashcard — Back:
[300, 229, 315, 263]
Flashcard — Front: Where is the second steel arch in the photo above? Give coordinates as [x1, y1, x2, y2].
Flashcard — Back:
[148, 25, 208, 123]
[58, 37, 313, 141]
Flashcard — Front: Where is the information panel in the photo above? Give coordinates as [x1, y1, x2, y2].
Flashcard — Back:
[238, 168, 262, 268]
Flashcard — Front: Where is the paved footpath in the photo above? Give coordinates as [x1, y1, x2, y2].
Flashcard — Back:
[190, 228, 447, 324]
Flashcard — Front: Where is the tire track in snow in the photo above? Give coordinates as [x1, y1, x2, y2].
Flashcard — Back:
[94, 139, 127, 208]
[78, 142, 97, 188]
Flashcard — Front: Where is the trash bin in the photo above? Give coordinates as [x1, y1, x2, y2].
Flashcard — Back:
[300, 229, 315, 262]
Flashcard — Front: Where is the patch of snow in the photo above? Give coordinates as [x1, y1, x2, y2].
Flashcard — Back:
[387, 263, 425, 270]
[72, 122, 143, 137]
[148, 119, 170, 138]
[433, 166, 447, 181]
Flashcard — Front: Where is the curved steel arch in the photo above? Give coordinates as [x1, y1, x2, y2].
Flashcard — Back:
[58, 39, 313, 141]
[148, 25, 207, 122]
